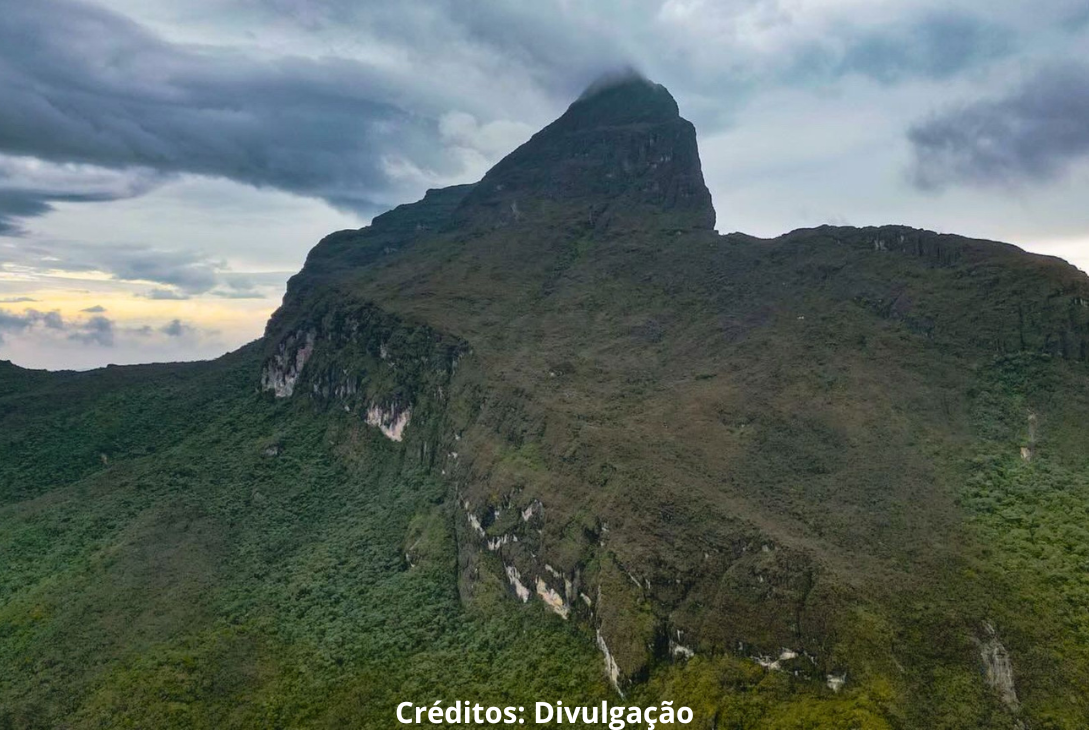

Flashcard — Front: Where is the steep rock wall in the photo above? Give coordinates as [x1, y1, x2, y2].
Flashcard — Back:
[261, 291, 466, 458]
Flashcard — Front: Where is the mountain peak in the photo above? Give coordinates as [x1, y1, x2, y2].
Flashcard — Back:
[455, 74, 715, 232]
[565, 70, 680, 127]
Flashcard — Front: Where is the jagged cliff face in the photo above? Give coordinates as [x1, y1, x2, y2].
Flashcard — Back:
[260, 75, 1089, 724]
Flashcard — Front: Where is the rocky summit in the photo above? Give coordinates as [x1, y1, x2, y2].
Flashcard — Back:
[453, 74, 716, 232]
[4, 76, 1089, 729]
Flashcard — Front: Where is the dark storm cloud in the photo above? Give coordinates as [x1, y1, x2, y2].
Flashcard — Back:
[0, 186, 154, 235]
[908, 63, 1089, 189]
[0, 0, 1022, 233]
[0, 191, 51, 235]
[252, 1, 1018, 127]
[253, 0, 626, 99]
[0, 0, 474, 225]
[0, 158, 167, 235]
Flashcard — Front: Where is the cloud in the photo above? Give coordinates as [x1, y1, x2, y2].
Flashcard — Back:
[0, 307, 111, 346]
[68, 314, 115, 346]
[104, 248, 220, 293]
[204, 274, 268, 300]
[0, 236, 286, 304]
[0, 0, 485, 228]
[210, 289, 267, 299]
[908, 63, 1089, 189]
[0, 154, 167, 235]
[0, 296, 37, 303]
[0, 305, 210, 351]
[0, 309, 40, 337]
[833, 12, 1013, 85]
[81, 305, 107, 312]
[0, 192, 49, 236]
[0, 308, 63, 332]
[159, 318, 193, 337]
[0, 0, 1030, 236]
[0, 240, 223, 295]
[138, 288, 190, 300]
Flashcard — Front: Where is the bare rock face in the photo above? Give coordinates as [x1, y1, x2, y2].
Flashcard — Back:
[261, 295, 465, 452]
[261, 330, 314, 397]
[979, 621, 1020, 713]
[365, 403, 412, 441]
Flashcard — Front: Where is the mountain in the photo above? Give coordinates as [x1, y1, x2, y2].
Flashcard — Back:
[4, 75, 1089, 729]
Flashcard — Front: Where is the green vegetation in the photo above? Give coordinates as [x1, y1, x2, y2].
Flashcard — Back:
[4, 77, 1089, 727]
[957, 354, 1089, 726]
[1, 349, 953, 729]
[0, 349, 611, 728]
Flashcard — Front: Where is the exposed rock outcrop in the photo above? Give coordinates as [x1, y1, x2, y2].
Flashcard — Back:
[261, 330, 314, 397]
[365, 404, 411, 441]
[261, 294, 465, 456]
[979, 621, 1020, 713]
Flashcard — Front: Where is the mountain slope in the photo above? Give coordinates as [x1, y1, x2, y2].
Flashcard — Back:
[3, 75, 1089, 728]
[0, 349, 611, 728]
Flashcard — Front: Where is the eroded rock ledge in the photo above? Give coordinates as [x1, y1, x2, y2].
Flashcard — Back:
[261, 293, 465, 451]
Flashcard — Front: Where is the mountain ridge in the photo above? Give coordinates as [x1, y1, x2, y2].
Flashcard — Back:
[256, 76, 1089, 722]
[3, 76, 1089, 728]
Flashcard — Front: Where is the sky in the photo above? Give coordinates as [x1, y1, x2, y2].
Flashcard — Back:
[1, 0, 1088, 370]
